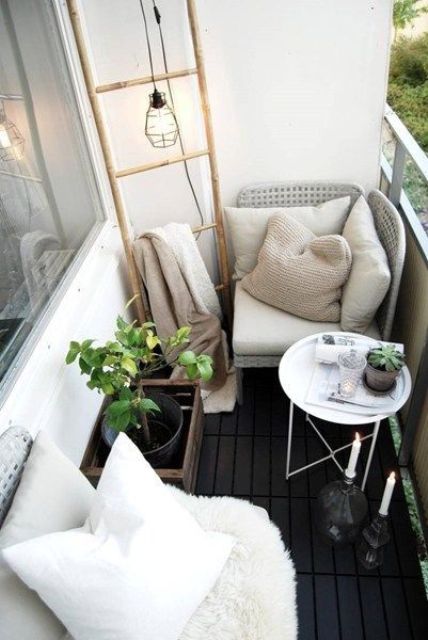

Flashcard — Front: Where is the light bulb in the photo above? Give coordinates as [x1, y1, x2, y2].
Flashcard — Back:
[145, 90, 178, 148]
[151, 108, 173, 136]
[0, 114, 24, 161]
[0, 126, 12, 149]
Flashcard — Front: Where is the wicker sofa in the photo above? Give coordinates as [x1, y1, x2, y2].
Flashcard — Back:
[231, 182, 406, 402]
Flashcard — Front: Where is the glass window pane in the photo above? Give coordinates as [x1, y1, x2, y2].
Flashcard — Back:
[0, 1, 104, 392]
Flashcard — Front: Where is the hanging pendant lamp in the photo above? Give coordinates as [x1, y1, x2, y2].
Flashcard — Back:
[145, 88, 178, 148]
[139, 0, 178, 149]
[0, 102, 24, 162]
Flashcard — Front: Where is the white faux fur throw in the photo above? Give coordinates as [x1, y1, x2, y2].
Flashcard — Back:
[168, 489, 298, 640]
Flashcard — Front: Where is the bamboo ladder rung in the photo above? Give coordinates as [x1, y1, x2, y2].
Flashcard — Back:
[95, 68, 198, 94]
[192, 222, 217, 233]
[115, 149, 210, 179]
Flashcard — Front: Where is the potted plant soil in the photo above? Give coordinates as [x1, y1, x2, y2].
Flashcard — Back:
[66, 313, 213, 467]
[365, 344, 405, 393]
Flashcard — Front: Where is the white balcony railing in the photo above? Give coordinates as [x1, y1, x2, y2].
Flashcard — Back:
[381, 105, 428, 261]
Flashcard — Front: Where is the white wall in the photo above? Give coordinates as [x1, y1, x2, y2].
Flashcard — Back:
[198, 0, 393, 204]
[80, 0, 393, 260]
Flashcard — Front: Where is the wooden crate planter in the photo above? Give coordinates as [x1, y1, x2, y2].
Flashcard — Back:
[80, 379, 203, 493]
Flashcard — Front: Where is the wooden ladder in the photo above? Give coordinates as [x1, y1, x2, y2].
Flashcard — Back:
[67, 0, 232, 325]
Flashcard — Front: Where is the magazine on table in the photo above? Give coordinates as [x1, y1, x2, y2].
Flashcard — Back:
[314, 333, 404, 365]
[305, 333, 404, 415]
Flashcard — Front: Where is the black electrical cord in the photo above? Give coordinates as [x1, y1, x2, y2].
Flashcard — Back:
[139, 0, 157, 91]
[141, 0, 205, 231]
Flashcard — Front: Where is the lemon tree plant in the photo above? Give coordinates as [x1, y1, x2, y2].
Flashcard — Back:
[66, 314, 213, 451]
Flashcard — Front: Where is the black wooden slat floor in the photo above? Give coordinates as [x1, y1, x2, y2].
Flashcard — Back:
[196, 368, 428, 640]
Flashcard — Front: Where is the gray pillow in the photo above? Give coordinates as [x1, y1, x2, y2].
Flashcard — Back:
[241, 215, 352, 322]
[0, 431, 94, 640]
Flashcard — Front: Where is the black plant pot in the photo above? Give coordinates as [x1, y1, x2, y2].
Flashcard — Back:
[101, 391, 184, 468]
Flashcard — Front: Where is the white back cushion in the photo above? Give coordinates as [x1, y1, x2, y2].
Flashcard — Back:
[341, 195, 390, 333]
[225, 195, 351, 279]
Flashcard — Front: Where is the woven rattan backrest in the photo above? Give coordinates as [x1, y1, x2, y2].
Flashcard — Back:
[237, 182, 364, 209]
[367, 190, 406, 341]
[0, 427, 33, 528]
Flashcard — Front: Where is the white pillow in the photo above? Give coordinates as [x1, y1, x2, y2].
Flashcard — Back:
[2, 433, 235, 640]
[225, 195, 351, 279]
[0, 431, 95, 640]
[341, 195, 391, 333]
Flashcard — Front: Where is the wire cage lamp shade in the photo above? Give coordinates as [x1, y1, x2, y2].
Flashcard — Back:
[145, 89, 179, 148]
[0, 106, 24, 162]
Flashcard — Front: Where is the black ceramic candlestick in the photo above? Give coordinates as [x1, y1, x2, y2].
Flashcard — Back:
[315, 472, 368, 547]
[357, 512, 390, 569]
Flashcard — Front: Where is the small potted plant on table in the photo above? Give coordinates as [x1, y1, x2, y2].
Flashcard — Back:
[365, 344, 405, 392]
[66, 314, 213, 468]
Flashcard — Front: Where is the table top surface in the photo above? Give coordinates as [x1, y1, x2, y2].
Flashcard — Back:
[278, 332, 412, 426]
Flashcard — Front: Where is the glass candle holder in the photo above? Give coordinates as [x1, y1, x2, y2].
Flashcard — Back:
[316, 472, 368, 547]
[337, 350, 366, 398]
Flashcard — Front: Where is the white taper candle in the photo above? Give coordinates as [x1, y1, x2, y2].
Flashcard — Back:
[379, 472, 396, 516]
[345, 433, 361, 479]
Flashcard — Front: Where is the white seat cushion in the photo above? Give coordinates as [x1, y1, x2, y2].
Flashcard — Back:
[233, 282, 380, 356]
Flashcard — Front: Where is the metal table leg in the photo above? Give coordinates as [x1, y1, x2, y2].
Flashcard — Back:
[286, 401, 294, 480]
[361, 419, 381, 491]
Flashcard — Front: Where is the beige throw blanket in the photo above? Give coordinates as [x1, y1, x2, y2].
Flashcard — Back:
[151, 223, 222, 320]
[134, 232, 228, 394]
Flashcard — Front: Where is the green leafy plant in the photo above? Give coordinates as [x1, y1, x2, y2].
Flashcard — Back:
[66, 313, 213, 450]
[367, 344, 405, 372]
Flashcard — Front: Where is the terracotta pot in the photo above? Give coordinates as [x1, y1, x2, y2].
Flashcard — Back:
[364, 363, 400, 392]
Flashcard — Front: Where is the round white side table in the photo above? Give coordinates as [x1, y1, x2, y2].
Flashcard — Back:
[278, 332, 411, 490]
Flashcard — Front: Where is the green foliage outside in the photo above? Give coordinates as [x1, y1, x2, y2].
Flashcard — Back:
[388, 33, 428, 153]
[393, 0, 428, 41]
[387, 30, 428, 218]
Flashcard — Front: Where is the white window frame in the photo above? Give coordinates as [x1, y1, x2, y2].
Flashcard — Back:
[0, 0, 119, 408]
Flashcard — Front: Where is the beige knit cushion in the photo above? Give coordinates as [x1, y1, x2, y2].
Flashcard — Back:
[225, 196, 351, 279]
[241, 215, 352, 322]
